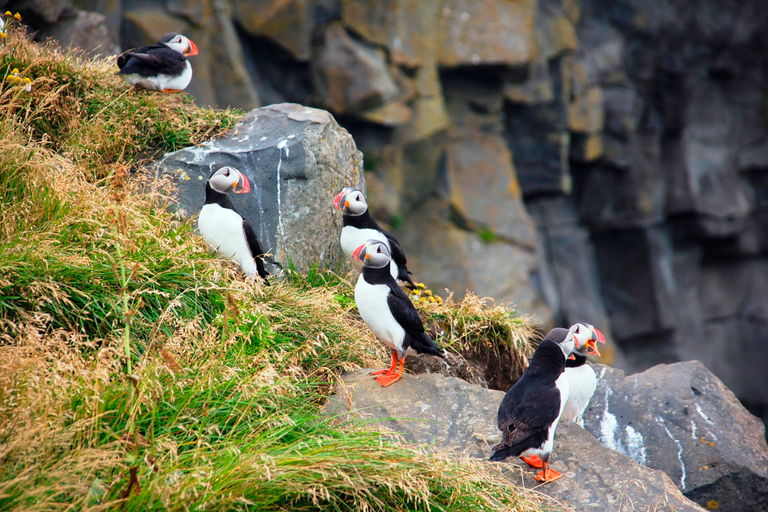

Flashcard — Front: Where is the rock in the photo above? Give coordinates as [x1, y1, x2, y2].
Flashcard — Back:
[37, 8, 120, 57]
[505, 58, 570, 198]
[231, 0, 314, 61]
[592, 226, 677, 342]
[437, 0, 536, 68]
[526, 196, 614, 354]
[397, 198, 551, 328]
[324, 371, 707, 512]
[340, 0, 438, 68]
[583, 361, 768, 511]
[311, 22, 400, 115]
[156, 103, 364, 275]
[17, 0, 71, 23]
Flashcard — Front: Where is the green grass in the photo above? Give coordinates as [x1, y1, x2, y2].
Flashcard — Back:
[0, 27, 550, 512]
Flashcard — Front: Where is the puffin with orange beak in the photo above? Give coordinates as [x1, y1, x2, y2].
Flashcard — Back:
[334, 187, 416, 288]
[117, 32, 198, 92]
[518, 322, 606, 471]
[198, 166, 269, 283]
[352, 239, 445, 387]
[490, 324, 580, 483]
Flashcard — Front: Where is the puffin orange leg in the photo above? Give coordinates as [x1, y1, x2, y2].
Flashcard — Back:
[161, 89, 182, 93]
[520, 455, 544, 468]
[370, 351, 398, 376]
[533, 462, 562, 483]
[375, 357, 405, 387]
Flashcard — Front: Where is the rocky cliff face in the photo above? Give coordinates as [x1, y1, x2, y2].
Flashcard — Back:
[14, 0, 768, 433]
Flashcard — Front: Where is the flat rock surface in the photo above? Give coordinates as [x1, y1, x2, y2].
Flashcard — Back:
[325, 371, 705, 511]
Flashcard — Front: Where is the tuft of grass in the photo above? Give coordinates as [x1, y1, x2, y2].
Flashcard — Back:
[0, 28, 552, 512]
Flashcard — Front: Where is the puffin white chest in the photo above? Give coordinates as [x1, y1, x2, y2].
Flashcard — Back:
[354, 276, 406, 352]
[563, 364, 597, 426]
[340, 226, 398, 279]
[121, 60, 193, 91]
[198, 203, 257, 276]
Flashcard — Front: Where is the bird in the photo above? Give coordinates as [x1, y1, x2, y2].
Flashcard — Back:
[563, 322, 605, 428]
[116, 32, 198, 92]
[198, 166, 269, 283]
[488, 324, 580, 483]
[334, 187, 416, 288]
[352, 239, 445, 387]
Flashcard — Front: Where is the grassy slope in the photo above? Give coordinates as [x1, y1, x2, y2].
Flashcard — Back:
[0, 26, 558, 511]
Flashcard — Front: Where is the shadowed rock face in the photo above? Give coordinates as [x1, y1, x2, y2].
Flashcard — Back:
[582, 361, 768, 512]
[324, 370, 706, 512]
[157, 103, 364, 275]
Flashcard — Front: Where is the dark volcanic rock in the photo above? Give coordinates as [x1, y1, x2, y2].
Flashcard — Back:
[583, 361, 768, 511]
[325, 371, 706, 512]
[157, 103, 364, 276]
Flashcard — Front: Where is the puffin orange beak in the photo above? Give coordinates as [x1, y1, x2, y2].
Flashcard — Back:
[585, 327, 605, 357]
[568, 354, 576, 360]
[333, 190, 346, 210]
[184, 39, 198, 57]
[234, 174, 251, 194]
[352, 244, 367, 262]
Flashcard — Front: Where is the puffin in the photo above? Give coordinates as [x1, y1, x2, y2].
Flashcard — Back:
[563, 322, 605, 427]
[352, 239, 445, 387]
[116, 32, 198, 92]
[334, 187, 416, 288]
[198, 166, 269, 283]
[489, 324, 579, 483]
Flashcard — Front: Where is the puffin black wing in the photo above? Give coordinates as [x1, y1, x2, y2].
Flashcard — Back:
[242, 219, 270, 284]
[382, 230, 416, 288]
[117, 46, 186, 76]
[386, 283, 444, 358]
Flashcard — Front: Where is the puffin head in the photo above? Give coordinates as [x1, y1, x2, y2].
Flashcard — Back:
[333, 187, 367, 216]
[159, 32, 198, 57]
[567, 322, 606, 357]
[352, 240, 390, 269]
[207, 166, 251, 194]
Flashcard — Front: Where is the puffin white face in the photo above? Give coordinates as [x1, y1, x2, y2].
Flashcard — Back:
[352, 240, 390, 269]
[557, 330, 577, 360]
[207, 166, 251, 195]
[333, 187, 367, 216]
[160, 33, 198, 56]
[568, 322, 606, 357]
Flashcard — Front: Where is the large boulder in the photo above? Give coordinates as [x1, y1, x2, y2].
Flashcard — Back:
[583, 361, 768, 511]
[156, 103, 364, 275]
[325, 371, 706, 512]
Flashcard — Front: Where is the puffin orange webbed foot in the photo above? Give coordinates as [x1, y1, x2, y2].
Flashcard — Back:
[374, 372, 402, 387]
[534, 468, 562, 483]
[521, 455, 544, 468]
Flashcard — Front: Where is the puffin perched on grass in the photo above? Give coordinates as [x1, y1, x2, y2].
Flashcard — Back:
[334, 187, 416, 289]
[352, 239, 444, 387]
[198, 166, 269, 283]
[117, 32, 198, 92]
[563, 322, 605, 427]
[489, 325, 580, 482]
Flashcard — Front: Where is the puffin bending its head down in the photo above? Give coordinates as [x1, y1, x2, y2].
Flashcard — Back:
[334, 187, 416, 289]
[117, 32, 198, 92]
[562, 323, 605, 427]
[489, 324, 579, 483]
[198, 166, 269, 283]
[353, 239, 444, 387]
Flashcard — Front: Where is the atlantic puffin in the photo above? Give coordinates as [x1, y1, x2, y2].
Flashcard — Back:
[489, 325, 578, 483]
[117, 32, 198, 92]
[518, 323, 606, 470]
[352, 239, 444, 387]
[198, 166, 269, 283]
[563, 322, 605, 427]
[334, 187, 416, 288]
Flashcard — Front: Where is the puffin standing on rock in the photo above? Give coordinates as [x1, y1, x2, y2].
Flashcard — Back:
[563, 322, 605, 427]
[117, 32, 198, 92]
[489, 325, 579, 483]
[334, 187, 416, 289]
[198, 166, 269, 283]
[352, 239, 445, 387]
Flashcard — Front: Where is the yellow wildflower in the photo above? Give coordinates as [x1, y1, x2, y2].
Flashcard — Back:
[14, 13, 21, 20]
